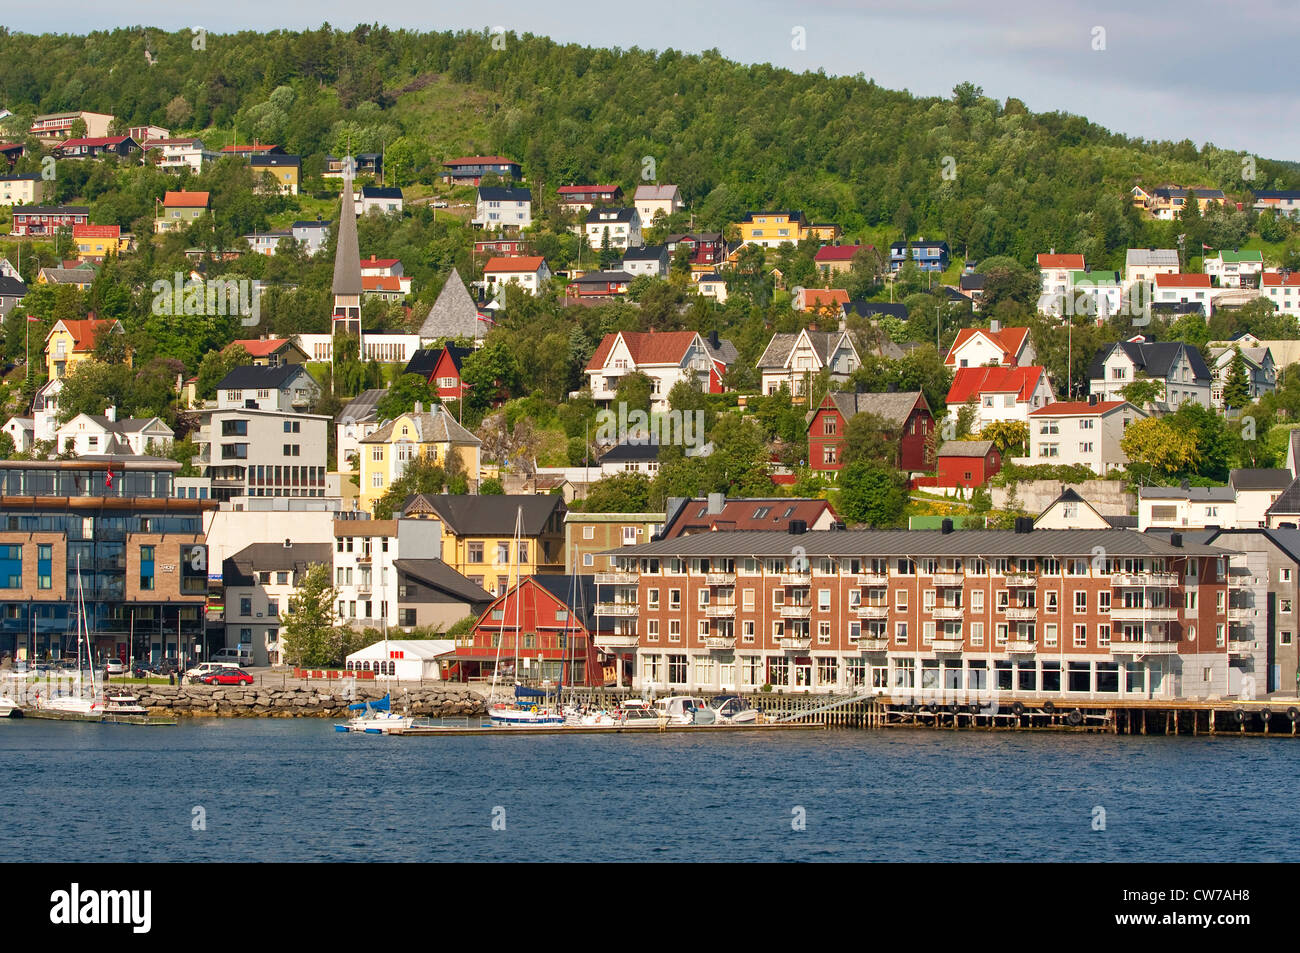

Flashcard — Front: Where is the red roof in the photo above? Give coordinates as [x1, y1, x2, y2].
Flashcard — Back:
[221, 144, 277, 153]
[360, 256, 400, 269]
[1030, 400, 1127, 416]
[50, 318, 117, 352]
[662, 498, 837, 538]
[944, 326, 1031, 366]
[814, 244, 870, 263]
[362, 275, 404, 292]
[226, 339, 295, 358]
[557, 185, 618, 195]
[484, 256, 546, 273]
[61, 136, 133, 148]
[443, 156, 517, 166]
[1154, 273, 1211, 288]
[1037, 253, 1086, 269]
[72, 224, 120, 239]
[585, 331, 703, 371]
[800, 288, 850, 311]
[163, 190, 210, 208]
[946, 365, 1046, 404]
[1263, 272, 1300, 287]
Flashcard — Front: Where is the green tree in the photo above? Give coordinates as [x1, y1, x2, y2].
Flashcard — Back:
[614, 371, 655, 416]
[373, 454, 446, 518]
[842, 412, 899, 468]
[577, 472, 653, 513]
[837, 462, 907, 527]
[1222, 349, 1251, 412]
[195, 345, 251, 401]
[479, 476, 504, 495]
[376, 373, 435, 420]
[280, 563, 341, 668]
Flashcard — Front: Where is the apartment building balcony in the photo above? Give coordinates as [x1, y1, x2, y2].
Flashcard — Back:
[1005, 607, 1038, 621]
[705, 604, 736, 618]
[595, 603, 639, 617]
[1228, 640, 1255, 657]
[932, 606, 965, 620]
[704, 636, 736, 650]
[594, 633, 639, 650]
[1227, 571, 1251, 589]
[1004, 574, 1036, 587]
[777, 636, 812, 651]
[853, 573, 889, 587]
[1109, 636, 1180, 655]
[1005, 640, 1037, 653]
[1112, 572, 1178, 587]
[780, 572, 811, 586]
[856, 638, 890, 651]
[779, 604, 812, 619]
[931, 638, 964, 652]
[856, 605, 889, 620]
[1108, 606, 1179, 622]
[593, 572, 638, 585]
[1228, 607, 1258, 624]
[705, 572, 736, 586]
[931, 573, 964, 587]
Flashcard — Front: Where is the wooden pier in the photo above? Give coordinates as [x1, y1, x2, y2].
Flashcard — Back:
[389, 721, 824, 737]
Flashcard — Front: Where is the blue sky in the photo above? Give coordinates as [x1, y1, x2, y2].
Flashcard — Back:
[8, 0, 1298, 159]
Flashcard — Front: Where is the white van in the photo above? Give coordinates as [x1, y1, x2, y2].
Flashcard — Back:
[211, 647, 254, 667]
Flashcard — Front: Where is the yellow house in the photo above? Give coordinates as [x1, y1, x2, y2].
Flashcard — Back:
[736, 212, 842, 249]
[400, 492, 567, 592]
[45, 317, 128, 380]
[73, 224, 132, 262]
[250, 155, 301, 196]
[358, 404, 482, 514]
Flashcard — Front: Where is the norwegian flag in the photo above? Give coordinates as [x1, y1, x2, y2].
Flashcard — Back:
[26, 314, 39, 323]
[1202, 243, 1212, 250]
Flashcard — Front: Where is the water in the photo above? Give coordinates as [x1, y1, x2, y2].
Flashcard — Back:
[1, 719, 1295, 862]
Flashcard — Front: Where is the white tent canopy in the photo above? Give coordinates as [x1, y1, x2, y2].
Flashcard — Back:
[345, 639, 456, 681]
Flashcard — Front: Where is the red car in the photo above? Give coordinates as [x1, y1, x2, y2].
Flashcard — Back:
[200, 668, 254, 686]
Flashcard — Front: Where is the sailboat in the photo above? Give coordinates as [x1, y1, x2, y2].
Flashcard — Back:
[33, 556, 100, 717]
[334, 694, 413, 734]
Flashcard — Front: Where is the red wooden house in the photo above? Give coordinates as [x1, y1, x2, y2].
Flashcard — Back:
[451, 575, 609, 686]
[935, 440, 1002, 488]
[403, 344, 474, 403]
[808, 390, 934, 475]
[11, 205, 90, 236]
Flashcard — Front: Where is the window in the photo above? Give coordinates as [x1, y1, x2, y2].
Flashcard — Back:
[1074, 591, 1087, 613]
[0, 545, 20, 588]
[240, 597, 252, 617]
[140, 545, 155, 591]
[669, 589, 681, 610]
[468, 542, 484, 564]
[37, 544, 52, 590]
[1073, 624, 1087, 647]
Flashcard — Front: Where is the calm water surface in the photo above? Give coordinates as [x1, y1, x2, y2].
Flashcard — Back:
[0, 719, 1294, 862]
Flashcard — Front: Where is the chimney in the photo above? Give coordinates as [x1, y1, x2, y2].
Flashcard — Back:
[989, 318, 1000, 333]
[414, 401, 423, 415]
[708, 330, 720, 349]
[707, 492, 725, 515]
[941, 518, 954, 534]
[105, 405, 116, 423]
[1170, 532, 1183, 548]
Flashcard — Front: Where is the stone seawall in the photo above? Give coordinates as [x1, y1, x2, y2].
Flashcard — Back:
[134, 683, 487, 718]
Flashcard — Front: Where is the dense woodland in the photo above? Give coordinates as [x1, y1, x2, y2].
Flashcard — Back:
[3, 25, 1300, 523]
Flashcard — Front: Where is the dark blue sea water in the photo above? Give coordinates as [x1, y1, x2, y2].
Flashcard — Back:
[1, 719, 1295, 862]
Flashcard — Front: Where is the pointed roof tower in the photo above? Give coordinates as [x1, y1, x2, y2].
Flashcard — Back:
[419, 267, 485, 341]
[332, 166, 363, 297]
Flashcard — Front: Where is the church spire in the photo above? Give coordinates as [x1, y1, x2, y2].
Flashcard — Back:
[331, 162, 363, 358]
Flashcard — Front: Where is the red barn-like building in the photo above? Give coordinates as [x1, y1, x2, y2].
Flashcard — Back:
[808, 390, 934, 475]
[403, 344, 474, 404]
[936, 440, 1002, 488]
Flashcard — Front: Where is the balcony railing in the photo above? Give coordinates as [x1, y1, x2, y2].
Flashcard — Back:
[1005, 640, 1037, 653]
[780, 573, 811, 586]
[1005, 607, 1038, 621]
[704, 636, 736, 650]
[1228, 640, 1254, 656]
[856, 605, 889, 620]
[1228, 607, 1258, 623]
[594, 603, 639, 617]
[1112, 572, 1178, 587]
[593, 572, 638, 586]
[931, 573, 964, 587]
[594, 633, 639, 650]
[853, 573, 889, 587]
[1108, 606, 1179, 622]
[777, 636, 812, 651]
[1109, 637, 1179, 655]
[705, 604, 736, 617]
[1004, 574, 1036, 587]
[779, 604, 812, 618]
[856, 637, 889, 651]
[932, 606, 964, 620]
[931, 638, 964, 652]
[705, 572, 736, 586]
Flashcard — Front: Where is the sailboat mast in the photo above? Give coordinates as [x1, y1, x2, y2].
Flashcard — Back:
[512, 506, 522, 681]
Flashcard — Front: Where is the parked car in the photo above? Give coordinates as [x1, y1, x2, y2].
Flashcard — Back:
[105, 659, 126, 676]
[185, 661, 241, 682]
[211, 647, 254, 667]
[199, 668, 253, 686]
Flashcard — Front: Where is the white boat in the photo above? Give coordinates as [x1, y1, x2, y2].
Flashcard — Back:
[710, 694, 759, 724]
[102, 694, 149, 716]
[609, 699, 667, 727]
[655, 695, 712, 726]
[488, 697, 567, 726]
[335, 694, 414, 734]
[0, 695, 20, 718]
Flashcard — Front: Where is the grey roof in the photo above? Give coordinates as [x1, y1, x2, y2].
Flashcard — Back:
[623, 245, 668, 261]
[401, 493, 562, 536]
[1210, 346, 1272, 369]
[704, 336, 739, 365]
[1104, 515, 1139, 528]
[331, 170, 362, 296]
[1230, 468, 1293, 492]
[1125, 248, 1180, 268]
[419, 268, 485, 340]
[217, 364, 312, 392]
[1086, 340, 1211, 383]
[571, 270, 634, 284]
[39, 267, 93, 284]
[757, 330, 855, 370]
[600, 441, 662, 463]
[1266, 478, 1300, 517]
[360, 186, 402, 199]
[605, 528, 1232, 558]
[585, 207, 638, 224]
[223, 542, 333, 586]
[1140, 485, 1235, 502]
[392, 558, 493, 604]
[826, 390, 927, 427]
[337, 388, 387, 425]
[938, 440, 994, 458]
[0, 275, 27, 297]
[476, 186, 530, 202]
[633, 184, 680, 201]
[361, 405, 480, 447]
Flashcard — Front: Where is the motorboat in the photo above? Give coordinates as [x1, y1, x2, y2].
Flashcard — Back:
[102, 694, 149, 717]
[334, 694, 414, 734]
[710, 694, 759, 724]
[0, 695, 19, 718]
[655, 695, 712, 726]
[610, 699, 667, 727]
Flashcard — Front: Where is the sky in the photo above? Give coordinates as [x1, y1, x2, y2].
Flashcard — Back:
[8, 0, 1299, 159]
